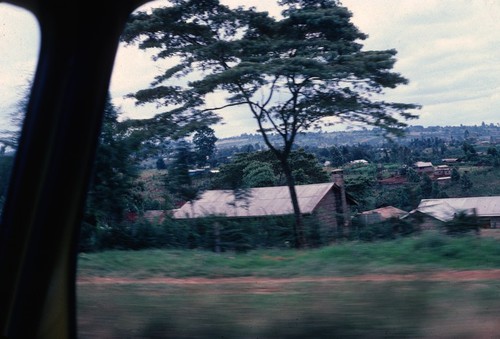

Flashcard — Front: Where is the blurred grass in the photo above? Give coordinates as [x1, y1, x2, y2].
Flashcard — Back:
[78, 279, 500, 338]
[77, 232, 500, 338]
[78, 231, 500, 279]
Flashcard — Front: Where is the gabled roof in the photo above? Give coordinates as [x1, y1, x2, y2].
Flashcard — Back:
[172, 182, 342, 219]
[410, 200, 461, 222]
[360, 206, 408, 220]
[408, 196, 500, 222]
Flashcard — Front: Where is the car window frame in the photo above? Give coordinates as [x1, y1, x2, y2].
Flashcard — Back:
[0, 1, 149, 337]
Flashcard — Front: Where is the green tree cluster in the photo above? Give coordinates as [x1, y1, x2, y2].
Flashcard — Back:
[212, 149, 329, 189]
[192, 126, 218, 167]
[80, 96, 144, 251]
[165, 140, 200, 207]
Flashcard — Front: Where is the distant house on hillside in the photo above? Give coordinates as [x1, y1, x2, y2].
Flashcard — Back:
[403, 196, 500, 229]
[414, 161, 434, 175]
[433, 165, 451, 178]
[435, 176, 451, 185]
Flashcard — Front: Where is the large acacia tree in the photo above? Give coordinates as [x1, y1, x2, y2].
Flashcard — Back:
[121, 0, 420, 248]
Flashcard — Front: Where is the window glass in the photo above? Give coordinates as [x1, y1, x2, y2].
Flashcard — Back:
[76, 1, 500, 337]
[0, 3, 40, 213]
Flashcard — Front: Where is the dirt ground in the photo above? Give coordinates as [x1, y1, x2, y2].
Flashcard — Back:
[78, 269, 500, 286]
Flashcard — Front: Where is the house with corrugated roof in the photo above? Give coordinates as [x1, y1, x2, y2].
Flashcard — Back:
[403, 196, 500, 229]
[171, 170, 357, 237]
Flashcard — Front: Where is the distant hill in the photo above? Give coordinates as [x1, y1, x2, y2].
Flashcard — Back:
[216, 124, 500, 149]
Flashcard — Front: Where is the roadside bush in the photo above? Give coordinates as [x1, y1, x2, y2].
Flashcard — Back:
[442, 211, 480, 236]
[81, 220, 171, 252]
[83, 214, 420, 251]
[351, 218, 417, 242]
[130, 220, 169, 249]
[412, 231, 448, 250]
[153, 215, 340, 252]
[170, 215, 297, 252]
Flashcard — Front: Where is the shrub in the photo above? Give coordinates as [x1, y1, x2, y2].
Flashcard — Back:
[351, 217, 417, 242]
[161, 215, 328, 252]
[442, 211, 480, 236]
[412, 231, 448, 250]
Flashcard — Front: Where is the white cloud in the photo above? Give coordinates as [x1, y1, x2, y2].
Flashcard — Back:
[341, 0, 500, 129]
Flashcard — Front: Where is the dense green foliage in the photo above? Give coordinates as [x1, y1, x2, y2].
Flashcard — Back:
[211, 149, 329, 189]
[165, 140, 200, 206]
[80, 97, 143, 252]
[192, 126, 218, 167]
[350, 217, 417, 242]
[79, 214, 333, 253]
[442, 211, 480, 236]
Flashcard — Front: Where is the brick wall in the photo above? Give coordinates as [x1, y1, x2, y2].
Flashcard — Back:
[313, 189, 341, 240]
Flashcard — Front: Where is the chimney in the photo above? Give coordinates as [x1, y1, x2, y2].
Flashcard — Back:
[331, 169, 351, 229]
[331, 168, 344, 187]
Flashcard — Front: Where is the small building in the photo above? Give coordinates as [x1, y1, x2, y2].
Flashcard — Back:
[404, 196, 500, 229]
[433, 165, 451, 178]
[435, 176, 451, 185]
[358, 206, 408, 225]
[414, 161, 434, 174]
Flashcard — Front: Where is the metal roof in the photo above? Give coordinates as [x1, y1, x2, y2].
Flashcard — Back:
[172, 183, 337, 219]
[360, 206, 408, 220]
[413, 196, 500, 222]
[414, 161, 433, 168]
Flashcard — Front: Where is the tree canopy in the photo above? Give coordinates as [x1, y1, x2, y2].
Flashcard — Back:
[122, 0, 419, 138]
[81, 96, 143, 250]
[192, 125, 218, 166]
[211, 149, 329, 189]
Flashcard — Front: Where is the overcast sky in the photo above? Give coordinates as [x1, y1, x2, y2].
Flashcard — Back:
[1, 0, 499, 138]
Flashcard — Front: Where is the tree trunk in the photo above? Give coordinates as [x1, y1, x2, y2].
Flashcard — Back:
[214, 222, 221, 253]
[281, 159, 307, 249]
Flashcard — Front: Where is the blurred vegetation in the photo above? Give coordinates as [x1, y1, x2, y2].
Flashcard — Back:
[78, 232, 500, 279]
[78, 279, 500, 338]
